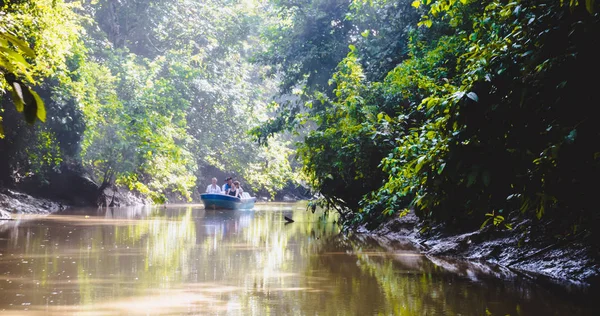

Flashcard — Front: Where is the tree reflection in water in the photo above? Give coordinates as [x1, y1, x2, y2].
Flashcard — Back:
[0, 203, 597, 315]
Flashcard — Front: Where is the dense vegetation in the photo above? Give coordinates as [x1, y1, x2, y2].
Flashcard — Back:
[2, 0, 599, 248]
[1, 0, 299, 203]
[253, 0, 600, 243]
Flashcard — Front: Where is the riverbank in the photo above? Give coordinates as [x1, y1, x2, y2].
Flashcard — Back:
[0, 186, 150, 220]
[361, 210, 600, 287]
[0, 189, 65, 219]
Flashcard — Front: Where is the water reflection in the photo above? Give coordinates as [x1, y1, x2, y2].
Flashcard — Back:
[0, 203, 597, 315]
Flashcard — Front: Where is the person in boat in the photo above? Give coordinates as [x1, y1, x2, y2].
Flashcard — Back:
[205, 177, 222, 194]
[235, 181, 244, 197]
[227, 180, 242, 198]
[222, 177, 233, 193]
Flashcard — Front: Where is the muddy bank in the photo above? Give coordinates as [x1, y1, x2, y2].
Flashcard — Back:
[360, 210, 600, 287]
[0, 189, 65, 219]
[0, 185, 150, 220]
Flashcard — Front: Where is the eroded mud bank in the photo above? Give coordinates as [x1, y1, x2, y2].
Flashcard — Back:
[360, 211, 600, 287]
[0, 189, 64, 219]
[0, 186, 149, 220]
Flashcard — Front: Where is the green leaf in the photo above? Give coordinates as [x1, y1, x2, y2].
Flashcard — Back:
[30, 89, 46, 122]
[1, 33, 35, 58]
[437, 162, 446, 174]
[16, 83, 39, 124]
[536, 204, 544, 219]
[586, 0, 595, 14]
[0, 55, 19, 74]
[0, 45, 32, 71]
[493, 215, 504, 226]
[480, 217, 492, 230]
[399, 209, 410, 217]
[520, 199, 530, 213]
[426, 97, 437, 109]
[415, 156, 426, 173]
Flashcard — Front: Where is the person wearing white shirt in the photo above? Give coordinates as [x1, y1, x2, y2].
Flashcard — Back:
[206, 177, 222, 194]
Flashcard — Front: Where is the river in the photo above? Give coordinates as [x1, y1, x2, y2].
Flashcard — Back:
[0, 202, 597, 315]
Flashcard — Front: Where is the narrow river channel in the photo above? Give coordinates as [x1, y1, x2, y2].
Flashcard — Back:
[0, 202, 597, 315]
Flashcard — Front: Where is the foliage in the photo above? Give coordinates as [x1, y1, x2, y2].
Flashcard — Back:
[259, 0, 600, 242]
[4, 0, 598, 250]
[1, 0, 82, 137]
[253, 0, 423, 220]
[298, 48, 393, 221]
[75, 51, 199, 202]
[2, 0, 301, 204]
[24, 129, 63, 182]
[0, 0, 83, 187]
[242, 134, 300, 198]
[254, 0, 423, 223]
[373, 0, 600, 233]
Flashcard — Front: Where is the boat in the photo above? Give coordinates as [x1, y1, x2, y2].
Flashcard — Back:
[200, 192, 256, 210]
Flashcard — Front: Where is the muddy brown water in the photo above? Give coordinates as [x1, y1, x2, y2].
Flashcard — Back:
[0, 202, 597, 315]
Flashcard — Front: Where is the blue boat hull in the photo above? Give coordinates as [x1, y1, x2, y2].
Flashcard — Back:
[200, 193, 255, 210]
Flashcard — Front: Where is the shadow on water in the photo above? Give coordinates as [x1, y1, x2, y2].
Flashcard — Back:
[0, 203, 598, 315]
